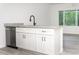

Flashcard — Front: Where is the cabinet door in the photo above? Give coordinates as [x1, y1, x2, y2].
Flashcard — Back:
[43, 35, 55, 54]
[16, 32, 26, 48]
[16, 32, 37, 51]
[36, 34, 44, 53]
[24, 33, 36, 51]
[36, 34, 55, 54]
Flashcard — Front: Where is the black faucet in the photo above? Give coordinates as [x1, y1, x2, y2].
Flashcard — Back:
[29, 15, 36, 26]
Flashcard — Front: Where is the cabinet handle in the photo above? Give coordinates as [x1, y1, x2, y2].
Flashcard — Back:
[42, 37, 46, 42]
[44, 37, 46, 42]
[42, 37, 44, 41]
[23, 34, 26, 39]
[42, 30, 46, 32]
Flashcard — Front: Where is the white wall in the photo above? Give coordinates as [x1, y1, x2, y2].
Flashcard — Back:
[0, 3, 50, 48]
[49, 3, 79, 34]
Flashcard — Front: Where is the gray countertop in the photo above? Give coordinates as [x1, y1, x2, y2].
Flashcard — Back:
[4, 23, 62, 29]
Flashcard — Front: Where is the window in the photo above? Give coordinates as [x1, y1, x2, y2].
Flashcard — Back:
[59, 11, 63, 25]
[59, 10, 79, 26]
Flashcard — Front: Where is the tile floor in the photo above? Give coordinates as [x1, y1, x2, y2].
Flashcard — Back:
[0, 47, 45, 55]
[0, 47, 79, 55]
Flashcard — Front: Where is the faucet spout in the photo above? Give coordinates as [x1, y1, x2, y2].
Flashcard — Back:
[30, 15, 36, 26]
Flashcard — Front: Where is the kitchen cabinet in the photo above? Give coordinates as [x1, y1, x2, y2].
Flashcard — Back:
[25, 33, 36, 51]
[16, 28, 62, 55]
[35, 34, 44, 53]
[16, 32, 26, 49]
[36, 34, 55, 54]
[43, 35, 55, 54]
[16, 32, 36, 51]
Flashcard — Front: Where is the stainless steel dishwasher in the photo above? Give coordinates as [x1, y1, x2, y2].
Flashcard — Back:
[6, 26, 17, 49]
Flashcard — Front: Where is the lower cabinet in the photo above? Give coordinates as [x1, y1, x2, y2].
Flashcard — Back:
[25, 33, 37, 51]
[16, 32, 26, 49]
[36, 34, 55, 54]
[16, 32, 37, 51]
[16, 28, 62, 55]
[16, 32, 55, 54]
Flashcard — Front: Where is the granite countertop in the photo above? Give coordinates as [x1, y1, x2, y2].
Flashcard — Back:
[4, 23, 62, 29]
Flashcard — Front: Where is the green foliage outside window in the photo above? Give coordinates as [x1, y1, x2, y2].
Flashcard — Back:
[65, 10, 76, 26]
[59, 10, 77, 26]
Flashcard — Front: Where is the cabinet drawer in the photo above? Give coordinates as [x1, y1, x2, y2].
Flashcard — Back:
[16, 28, 36, 33]
[35, 28, 55, 35]
[16, 28, 55, 35]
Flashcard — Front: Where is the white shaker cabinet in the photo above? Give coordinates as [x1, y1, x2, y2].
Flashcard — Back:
[16, 27, 63, 55]
[25, 33, 37, 51]
[16, 32, 26, 49]
[43, 35, 55, 54]
[36, 34, 55, 54]
[16, 32, 36, 51]
[35, 34, 44, 53]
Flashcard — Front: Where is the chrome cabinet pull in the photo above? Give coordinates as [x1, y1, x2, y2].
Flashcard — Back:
[42, 30, 46, 32]
[42, 37, 46, 42]
[42, 37, 43, 41]
[23, 34, 26, 39]
[44, 37, 46, 41]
